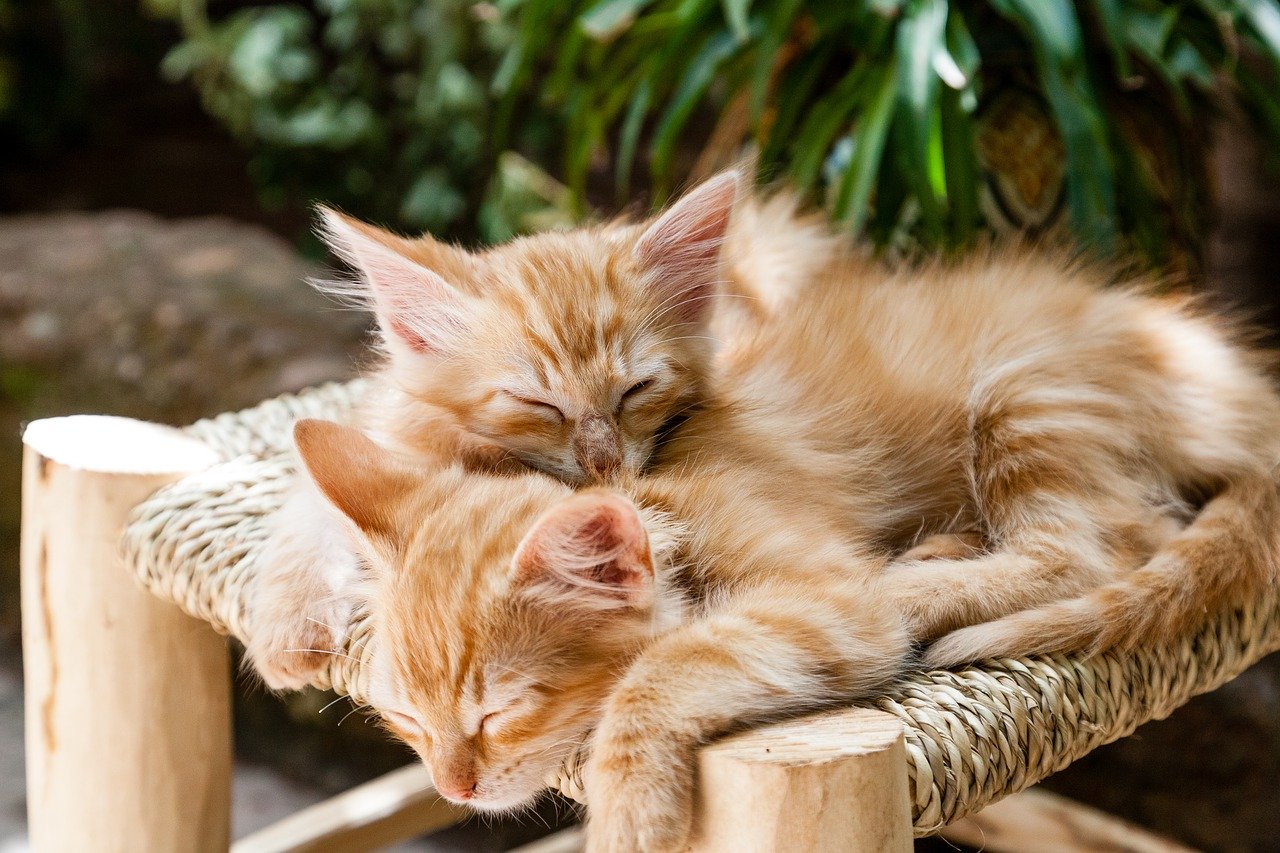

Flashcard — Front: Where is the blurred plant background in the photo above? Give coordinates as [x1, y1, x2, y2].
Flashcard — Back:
[512, 0, 1280, 266]
[155, 0, 573, 241]
[55, 0, 1280, 265]
[5, 0, 1280, 849]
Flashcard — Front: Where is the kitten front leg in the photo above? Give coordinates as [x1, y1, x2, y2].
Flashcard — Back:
[246, 483, 361, 690]
[584, 580, 907, 853]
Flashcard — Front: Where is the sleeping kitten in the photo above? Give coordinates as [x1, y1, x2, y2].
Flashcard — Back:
[294, 249, 1280, 845]
[247, 173, 848, 689]
[255, 180, 1280, 851]
[291, 418, 909, 852]
[324, 172, 735, 483]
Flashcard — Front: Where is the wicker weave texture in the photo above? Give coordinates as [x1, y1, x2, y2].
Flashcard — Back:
[120, 382, 1280, 834]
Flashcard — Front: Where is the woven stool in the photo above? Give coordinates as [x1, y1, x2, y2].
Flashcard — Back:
[20, 381, 1269, 851]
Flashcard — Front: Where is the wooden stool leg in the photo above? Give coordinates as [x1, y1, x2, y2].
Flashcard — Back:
[689, 708, 912, 852]
[21, 416, 230, 852]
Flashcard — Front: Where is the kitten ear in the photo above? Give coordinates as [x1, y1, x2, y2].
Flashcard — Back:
[513, 490, 654, 610]
[316, 207, 469, 356]
[634, 170, 740, 325]
[292, 419, 414, 542]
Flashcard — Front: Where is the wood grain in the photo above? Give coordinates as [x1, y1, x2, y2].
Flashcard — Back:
[21, 415, 231, 852]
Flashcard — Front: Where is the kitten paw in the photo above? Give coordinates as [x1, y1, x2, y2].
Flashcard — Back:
[247, 614, 342, 691]
[246, 580, 351, 692]
[584, 737, 693, 853]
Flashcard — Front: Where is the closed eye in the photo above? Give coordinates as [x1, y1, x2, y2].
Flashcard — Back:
[503, 391, 564, 422]
[382, 710, 425, 736]
[620, 378, 656, 406]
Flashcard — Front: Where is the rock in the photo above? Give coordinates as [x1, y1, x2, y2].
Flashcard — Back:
[0, 212, 371, 637]
[0, 211, 369, 436]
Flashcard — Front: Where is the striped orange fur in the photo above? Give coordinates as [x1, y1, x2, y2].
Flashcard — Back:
[250, 173, 1280, 852]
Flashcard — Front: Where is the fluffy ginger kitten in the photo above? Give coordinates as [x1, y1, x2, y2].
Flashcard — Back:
[247, 173, 844, 689]
[290, 418, 909, 853]
[261, 239, 1280, 851]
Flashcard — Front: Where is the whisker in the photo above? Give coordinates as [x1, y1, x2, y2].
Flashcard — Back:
[338, 703, 370, 726]
[318, 693, 350, 715]
[284, 648, 360, 663]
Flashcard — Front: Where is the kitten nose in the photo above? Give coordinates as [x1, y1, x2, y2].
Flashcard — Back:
[574, 414, 622, 480]
[438, 780, 477, 801]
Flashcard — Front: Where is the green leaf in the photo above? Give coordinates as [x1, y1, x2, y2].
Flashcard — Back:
[831, 58, 898, 232]
[940, 85, 979, 246]
[788, 59, 874, 194]
[944, 9, 980, 81]
[749, 0, 804, 120]
[1088, 0, 1131, 78]
[1240, 0, 1280, 62]
[579, 0, 656, 41]
[870, 0, 906, 15]
[649, 27, 744, 189]
[722, 0, 752, 43]
[990, 0, 1118, 248]
[759, 42, 837, 164]
[896, 0, 949, 236]
[616, 74, 654, 197]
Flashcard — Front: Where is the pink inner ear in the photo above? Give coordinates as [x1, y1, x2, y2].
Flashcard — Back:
[318, 209, 468, 356]
[635, 171, 739, 324]
[515, 493, 654, 609]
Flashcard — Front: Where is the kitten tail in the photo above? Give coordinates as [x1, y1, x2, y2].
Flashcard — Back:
[925, 469, 1280, 667]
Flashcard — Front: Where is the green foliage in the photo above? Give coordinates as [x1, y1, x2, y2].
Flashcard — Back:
[160, 0, 562, 239]
[158, 0, 1280, 259]
[508, 0, 1280, 260]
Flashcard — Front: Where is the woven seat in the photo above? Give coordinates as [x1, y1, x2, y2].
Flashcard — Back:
[121, 381, 1280, 836]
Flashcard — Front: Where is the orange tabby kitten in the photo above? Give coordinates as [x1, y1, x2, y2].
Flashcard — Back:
[292, 418, 909, 852]
[283, 240, 1280, 850]
[247, 173, 845, 688]
[253, 177, 1280, 851]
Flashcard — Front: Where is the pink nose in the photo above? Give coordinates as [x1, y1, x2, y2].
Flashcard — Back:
[437, 779, 477, 801]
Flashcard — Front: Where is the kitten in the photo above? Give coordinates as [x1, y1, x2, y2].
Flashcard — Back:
[291, 418, 909, 852]
[247, 173, 846, 689]
[256, 181, 1280, 850]
[323, 172, 735, 483]
[288, 238, 1280, 848]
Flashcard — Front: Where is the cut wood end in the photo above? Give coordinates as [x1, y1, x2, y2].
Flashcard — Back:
[24, 415, 218, 475]
[702, 708, 904, 765]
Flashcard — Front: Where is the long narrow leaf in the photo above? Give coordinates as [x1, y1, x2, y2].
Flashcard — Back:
[832, 58, 899, 231]
[580, 0, 657, 41]
[749, 0, 803, 120]
[722, 0, 752, 43]
[896, 0, 949, 238]
[649, 27, 745, 189]
[616, 74, 654, 197]
[789, 61, 873, 193]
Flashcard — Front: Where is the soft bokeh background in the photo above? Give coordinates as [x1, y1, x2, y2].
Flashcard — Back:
[4, 1, 1280, 850]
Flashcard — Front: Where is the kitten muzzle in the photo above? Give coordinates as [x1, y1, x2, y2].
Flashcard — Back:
[574, 414, 622, 480]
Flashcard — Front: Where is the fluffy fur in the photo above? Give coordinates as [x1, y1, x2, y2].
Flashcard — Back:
[247, 174, 846, 688]
[695, 249, 1280, 669]
[251, 175, 1280, 852]
[292, 418, 909, 852]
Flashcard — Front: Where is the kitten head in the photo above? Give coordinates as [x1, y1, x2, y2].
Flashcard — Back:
[294, 419, 680, 810]
[318, 171, 739, 484]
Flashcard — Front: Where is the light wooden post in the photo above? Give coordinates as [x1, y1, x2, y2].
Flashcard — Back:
[21, 416, 230, 852]
[688, 708, 912, 852]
